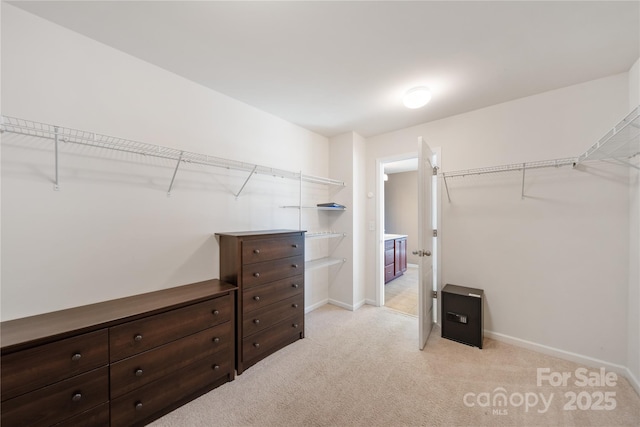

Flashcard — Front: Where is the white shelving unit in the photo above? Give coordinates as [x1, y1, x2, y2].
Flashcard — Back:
[439, 106, 640, 201]
[282, 177, 347, 271]
[0, 115, 346, 196]
[575, 106, 640, 169]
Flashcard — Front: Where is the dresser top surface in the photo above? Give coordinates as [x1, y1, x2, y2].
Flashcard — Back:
[215, 229, 305, 238]
[1, 279, 237, 352]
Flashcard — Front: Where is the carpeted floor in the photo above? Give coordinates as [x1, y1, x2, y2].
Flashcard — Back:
[384, 265, 418, 316]
[150, 304, 640, 427]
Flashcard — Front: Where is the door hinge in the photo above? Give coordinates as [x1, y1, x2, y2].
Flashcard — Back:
[432, 166, 439, 176]
[431, 290, 438, 299]
[433, 229, 438, 237]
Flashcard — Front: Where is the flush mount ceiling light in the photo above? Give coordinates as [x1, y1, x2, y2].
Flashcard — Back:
[403, 86, 432, 109]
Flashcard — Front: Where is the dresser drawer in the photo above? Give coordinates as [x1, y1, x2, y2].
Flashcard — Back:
[242, 315, 303, 363]
[1, 367, 108, 427]
[111, 355, 233, 427]
[54, 402, 109, 427]
[242, 235, 304, 264]
[110, 321, 233, 398]
[243, 275, 303, 313]
[1, 329, 108, 401]
[110, 294, 232, 362]
[243, 294, 303, 337]
[242, 256, 304, 288]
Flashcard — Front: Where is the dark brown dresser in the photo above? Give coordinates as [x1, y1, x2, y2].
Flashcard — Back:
[1, 279, 236, 427]
[216, 230, 305, 374]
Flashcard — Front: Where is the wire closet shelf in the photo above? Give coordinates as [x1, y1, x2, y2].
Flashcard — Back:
[575, 105, 640, 168]
[437, 105, 640, 201]
[0, 115, 345, 195]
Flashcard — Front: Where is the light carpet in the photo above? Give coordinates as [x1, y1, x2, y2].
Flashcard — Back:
[150, 304, 640, 426]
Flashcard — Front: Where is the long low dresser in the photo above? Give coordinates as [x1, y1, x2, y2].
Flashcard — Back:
[1, 279, 236, 427]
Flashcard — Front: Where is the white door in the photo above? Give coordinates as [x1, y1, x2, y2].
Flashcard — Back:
[417, 136, 434, 350]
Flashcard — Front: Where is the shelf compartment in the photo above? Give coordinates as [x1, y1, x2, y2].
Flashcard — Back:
[305, 257, 346, 271]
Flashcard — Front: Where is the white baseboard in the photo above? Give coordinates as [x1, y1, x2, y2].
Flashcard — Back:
[328, 298, 362, 311]
[306, 299, 366, 313]
[625, 366, 640, 397]
[407, 263, 419, 269]
[305, 298, 328, 314]
[485, 330, 637, 393]
[364, 298, 378, 306]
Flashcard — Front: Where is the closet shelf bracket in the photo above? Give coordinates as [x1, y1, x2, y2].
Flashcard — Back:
[521, 163, 526, 199]
[54, 126, 60, 191]
[234, 165, 258, 198]
[443, 175, 451, 203]
[167, 151, 184, 197]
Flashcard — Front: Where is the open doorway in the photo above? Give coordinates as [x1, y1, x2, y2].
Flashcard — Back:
[383, 159, 419, 316]
[377, 149, 440, 322]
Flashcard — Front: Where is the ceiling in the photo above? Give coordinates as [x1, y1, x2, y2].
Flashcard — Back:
[9, 1, 640, 138]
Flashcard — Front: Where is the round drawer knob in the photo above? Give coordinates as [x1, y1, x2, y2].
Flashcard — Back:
[134, 334, 143, 342]
[71, 392, 82, 402]
[135, 368, 143, 377]
[253, 249, 260, 254]
[292, 284, 299, 288]
[135, 401, 143, 410]
[292, 303, 298, 308]
[293, 323, 299, 328]
[212, 364, 220, 370]
[212, 310, 220, 316]
[253, 296, 260, 301]
[253, 272, 260, 278]
[292, 264, 298, 268]
[71, 353, 82, 362]
[253, 342, 260, 348]
[212, 337, 220, 343]
[253, 319, 260, 325]
[292, 244, 298, 248]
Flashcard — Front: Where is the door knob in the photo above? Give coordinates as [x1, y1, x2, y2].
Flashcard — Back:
[412, 250, 432, 257]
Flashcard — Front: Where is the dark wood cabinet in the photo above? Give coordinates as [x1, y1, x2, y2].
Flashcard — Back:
[384, 235, 407, 283]
[1, 279, 236, 427]
[217, 230, 305, 374]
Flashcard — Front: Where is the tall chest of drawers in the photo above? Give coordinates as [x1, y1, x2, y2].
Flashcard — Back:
[217, 230, 305, 374]
[1, 279, 236, 427]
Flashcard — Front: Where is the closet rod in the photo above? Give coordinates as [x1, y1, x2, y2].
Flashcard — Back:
[0, 115, 345, 191]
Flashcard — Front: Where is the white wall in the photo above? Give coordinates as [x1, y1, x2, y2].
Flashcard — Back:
[627, 58, 640, 391]
[1, 4, 330, 320]
[326, 131, 366, 311]
[365, 73, 631, 369]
